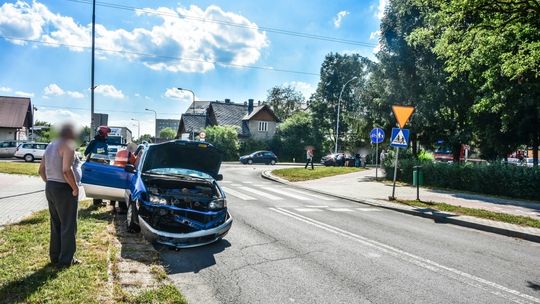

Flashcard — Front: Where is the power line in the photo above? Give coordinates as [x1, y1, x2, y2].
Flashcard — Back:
[34, 104, 179, 116]
[65, 0, 377, 48]
[0, 35, 319, 76]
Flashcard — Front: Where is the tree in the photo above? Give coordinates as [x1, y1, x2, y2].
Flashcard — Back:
[137, 134, 153, 143]
[204, 125, 240, 161]
[272, 112, 319, 161]
[159, 128, 176, 140]
[266, 85, 305, 121]
[411, 0, 540, 164]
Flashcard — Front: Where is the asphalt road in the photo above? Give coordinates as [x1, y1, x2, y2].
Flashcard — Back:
[161, 164, 540, 304]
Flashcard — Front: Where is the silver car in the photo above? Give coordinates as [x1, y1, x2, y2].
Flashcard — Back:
[0, 140, 25, 158]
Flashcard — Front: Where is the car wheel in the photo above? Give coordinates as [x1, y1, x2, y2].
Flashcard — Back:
[248, 159, 253, 165]
[24, 154, 34, 162]
[270, 160, 276, 165]
[93, 198, 103, 205]
[126, 200, 140, 233]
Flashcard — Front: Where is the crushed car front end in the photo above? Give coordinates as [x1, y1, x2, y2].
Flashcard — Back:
[133, 141, 232, 248]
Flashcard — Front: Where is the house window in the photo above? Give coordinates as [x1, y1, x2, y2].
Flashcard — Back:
[258, 121, 268, 132]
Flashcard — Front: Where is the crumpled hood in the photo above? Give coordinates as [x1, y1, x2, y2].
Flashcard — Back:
[141, 140, 222, 179]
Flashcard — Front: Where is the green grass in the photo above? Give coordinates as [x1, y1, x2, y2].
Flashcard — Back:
[123, 285, 187, 304]
[272, 166, 365, 182]
[0, 162, 40, 176]
[0, 200, 112, 303]
[397, 200, 540, 229]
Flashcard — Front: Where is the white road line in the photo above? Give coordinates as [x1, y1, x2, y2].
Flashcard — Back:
[269, 207, 540, 304]
[241, 187, 284, 200]
[220, 180, 232, 184]
[295, 208, 324, 212]
[286, 188, 336, 201]
[229, 183, 244, 187]
[221, 187, 256, 201]
[304, 205, 329, 208]
[328, 208, 354, 212]
[254, 186, 311, 201]
[242, 181, 254, 184]
[356, 207, 382, 212]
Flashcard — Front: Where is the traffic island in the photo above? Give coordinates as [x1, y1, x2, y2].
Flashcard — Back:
[272, 167, 365, 182]
[262, 170, 540, 243]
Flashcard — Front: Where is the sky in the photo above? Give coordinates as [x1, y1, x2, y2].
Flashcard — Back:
[0, 0, 386, 137]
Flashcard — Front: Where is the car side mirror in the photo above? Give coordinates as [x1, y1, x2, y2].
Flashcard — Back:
[125, 164, 136, 173]
[216, 174, 223, 181]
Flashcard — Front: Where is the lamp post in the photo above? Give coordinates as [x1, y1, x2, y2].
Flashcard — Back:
[145, 108, 157, 138]
[90, 0, 96, 138]
[177, 88, 196, 140]
[131, 118, 140, 140]
[334, 76, 358, 154]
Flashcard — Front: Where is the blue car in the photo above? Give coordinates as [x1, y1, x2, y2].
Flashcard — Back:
[81, 140, 232, 248]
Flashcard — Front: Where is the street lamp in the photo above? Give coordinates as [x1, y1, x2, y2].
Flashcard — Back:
[145, 108, 157, 138]
[131, 118, 140, 140]
[334, 76, 358, 154]
[177, 87, 196, 140]
[90, 0, 96, 138]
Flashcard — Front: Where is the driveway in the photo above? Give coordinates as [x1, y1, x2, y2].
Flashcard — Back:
[0, 173, 47, 226]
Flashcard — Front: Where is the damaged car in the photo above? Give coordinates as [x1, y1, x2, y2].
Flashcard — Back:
[81, 140, 232, 248]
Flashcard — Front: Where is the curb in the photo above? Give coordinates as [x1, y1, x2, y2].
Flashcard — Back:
[261, 170, 540, 243]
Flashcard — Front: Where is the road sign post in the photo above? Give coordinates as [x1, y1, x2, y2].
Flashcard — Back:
[389, 105, 415, 200]
[370, 128, 385, 180]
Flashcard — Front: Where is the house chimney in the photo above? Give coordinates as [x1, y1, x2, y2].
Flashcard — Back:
[225, 98, 231, 103]
[248, 99, 254, 114]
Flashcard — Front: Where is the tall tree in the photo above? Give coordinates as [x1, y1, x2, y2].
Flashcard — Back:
[266, 85, 305, 121]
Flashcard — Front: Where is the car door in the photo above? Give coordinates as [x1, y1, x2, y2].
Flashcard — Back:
[0, 142, 9, 157]
[81, 158, 132, 201]
[35, 144, 47, 158]
[254, 152, 265, 163]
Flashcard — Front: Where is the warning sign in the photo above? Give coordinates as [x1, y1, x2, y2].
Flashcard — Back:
[392, 105, 415, 129]
[390, 128, 409, 148]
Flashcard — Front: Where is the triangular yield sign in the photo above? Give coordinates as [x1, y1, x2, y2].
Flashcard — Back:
[392, 105, 415, 128]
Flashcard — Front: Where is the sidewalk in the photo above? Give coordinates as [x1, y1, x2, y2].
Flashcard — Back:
[295, 169, 540, 219]
[0, 173, 47, 226]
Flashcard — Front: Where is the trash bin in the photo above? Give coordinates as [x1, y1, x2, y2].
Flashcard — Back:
[413, 166, 424, 186]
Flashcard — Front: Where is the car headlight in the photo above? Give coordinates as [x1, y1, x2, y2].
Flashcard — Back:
[148, 194, 168, 205]
[209, 198, 227, 209]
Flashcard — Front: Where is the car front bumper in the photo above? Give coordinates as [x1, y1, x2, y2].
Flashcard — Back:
[138, 212, 233, 248]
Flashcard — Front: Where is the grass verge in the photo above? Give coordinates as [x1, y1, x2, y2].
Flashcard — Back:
[272, 166, 364, 182]
[0, 199, 112, 303]
[397, 200, 540, 229]
[0, 161, 39, 176]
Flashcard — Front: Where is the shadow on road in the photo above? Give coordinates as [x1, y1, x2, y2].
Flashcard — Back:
[527, 281, 540, 291]
[160, 239, 231, 274]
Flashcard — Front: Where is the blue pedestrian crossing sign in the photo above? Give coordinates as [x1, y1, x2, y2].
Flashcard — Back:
[390, 128, 409, 148]
[370, 128, 385, 144]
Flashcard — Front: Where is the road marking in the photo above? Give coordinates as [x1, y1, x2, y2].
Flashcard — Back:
[220, 180, 232, 184]
[269, 207, 540, 304]
[242, 181, 254, 184]
[254, 186, 310, 201]
[221, 187, 256, 201]
[304, 205, 329, 208]
[241, 187, 284, 200]
[356, 207, 382, 212]
[328, 208, 354, 212]
[230, 183, 243, 187]
[286, 188, 336, 201]
[295, 208, 324, 212]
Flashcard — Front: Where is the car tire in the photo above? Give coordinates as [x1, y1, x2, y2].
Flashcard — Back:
[127, 200, 140, 233]
[118, 200, 128, 211]
[24, 154, 34, 162]
[248, 159, 253, 165]
[270, 160, 276, 165]
[93, 198, 103, 205]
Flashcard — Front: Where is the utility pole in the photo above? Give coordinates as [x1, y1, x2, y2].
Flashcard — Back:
[335, 76, 358, 154]
[90, 0, 96, 138]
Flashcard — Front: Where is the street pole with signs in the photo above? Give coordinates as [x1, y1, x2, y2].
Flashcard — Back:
[389, 105, 415, 200]
[369, 128, 385, 180]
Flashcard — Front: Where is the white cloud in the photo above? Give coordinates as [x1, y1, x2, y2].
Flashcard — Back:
[95, 84, 124, 99]
[43, 83, 84, 98]
[285, 81, 316, 99]
[0, 86, 11, 93]
[0, 1, 269, 73]
[164, 87, 193, 101]
[370, 30, 380, 40]
[333, 11, 349, 28]
[34, 108, 89, 128]
[376, 0, 388, 19]
[14, 91, 34, 97]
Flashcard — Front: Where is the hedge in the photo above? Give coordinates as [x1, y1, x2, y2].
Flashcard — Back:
[384, 160, 540, 201]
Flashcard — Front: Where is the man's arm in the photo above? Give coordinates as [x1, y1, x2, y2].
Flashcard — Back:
[61, 143, 79, 197]
[84, 140, 95, 157]
[39, 155, 47, 182]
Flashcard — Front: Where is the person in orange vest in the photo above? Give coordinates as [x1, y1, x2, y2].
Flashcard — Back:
[114, 143, 137, 167]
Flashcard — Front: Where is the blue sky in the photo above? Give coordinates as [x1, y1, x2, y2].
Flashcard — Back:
[0, 0, 385, 136]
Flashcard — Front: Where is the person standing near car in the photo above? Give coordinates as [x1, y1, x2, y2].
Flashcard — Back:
[305, 148, 314, 170]
[84, 126, 111, 158]
[39, 123, 82, 268]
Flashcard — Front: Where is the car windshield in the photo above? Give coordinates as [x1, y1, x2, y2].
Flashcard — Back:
[108, 136, 122, 145]
[145, 168, 212, 179]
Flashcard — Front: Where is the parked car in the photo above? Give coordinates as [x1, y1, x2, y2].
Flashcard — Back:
[0, 140, 25, 158]
[81, 140, 232, 248]
[14, 142, 48, 162]
[239, 151, 277, 165]
[320, 153, 354, 167]
[523, 158, 535, 167]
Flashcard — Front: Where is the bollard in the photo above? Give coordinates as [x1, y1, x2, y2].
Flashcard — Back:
[413, 166, 423, 201]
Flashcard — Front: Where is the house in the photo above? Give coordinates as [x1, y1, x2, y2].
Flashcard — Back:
[176, 99, 280, 141]
[0, 96, 33, 141]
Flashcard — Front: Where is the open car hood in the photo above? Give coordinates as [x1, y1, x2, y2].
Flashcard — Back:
[142, 140, 222, 179]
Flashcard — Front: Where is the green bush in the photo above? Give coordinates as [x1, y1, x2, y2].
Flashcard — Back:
[384, 160, 540, 200]
[204, 125, 240, 161]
